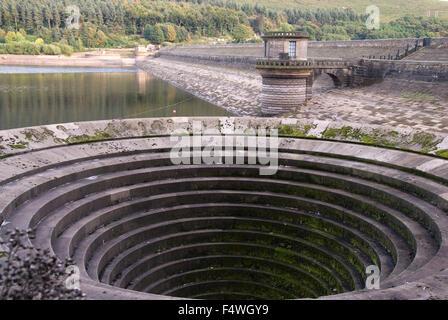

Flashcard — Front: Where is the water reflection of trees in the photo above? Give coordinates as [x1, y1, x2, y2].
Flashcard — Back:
[0, 72, 228, 130]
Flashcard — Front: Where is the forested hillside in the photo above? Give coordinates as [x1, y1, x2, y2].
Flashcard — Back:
[0, 0, 447, 55]
[179, 0, 448, 22]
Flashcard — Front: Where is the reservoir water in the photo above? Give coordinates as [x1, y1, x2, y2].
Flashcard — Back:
[0, 66, 230, 130]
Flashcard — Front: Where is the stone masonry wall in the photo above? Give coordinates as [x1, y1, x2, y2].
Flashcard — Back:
[360, 59, 448, 82]
[260, 77, 307, 115]
[160, 38, 448, 55]
[159, 51, 257, 69]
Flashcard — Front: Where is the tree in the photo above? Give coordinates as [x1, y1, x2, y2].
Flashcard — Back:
[38, 27, 52, 43]
[74, 38, 84, 51]
[95, 30, 107, 47]
[51, 28, 61, 42]
[231, 24, 253, 43]
[87, 27, 96, 47]
[59, 44, 73, 56]
[68, 34, 77, 47]
[175, 26, 189, 43]
[25, 6, 34, 33]
[144, 24, 164, 44]
[52, 6, 61, 29]
[1, 3, 11, 28]
[44, 6, 52, 28]
[162, 24, 177, 42]
[10, 3, 19, 31]
[253, 15, 265, 34]
[279, 23, 294, 32]
[81, 23, 98, 48]
[5, 31, 24, 43]
[33, 8, 44, 31]
[5, 31, 16, 43]
[18, 28, 26, 38]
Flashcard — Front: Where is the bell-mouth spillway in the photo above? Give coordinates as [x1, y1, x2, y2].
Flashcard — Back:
[1, 117, 448, 300]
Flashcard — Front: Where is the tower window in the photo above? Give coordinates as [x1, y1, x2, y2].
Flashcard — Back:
[289, 41, 296, 57]
[265, 41, 269, 57]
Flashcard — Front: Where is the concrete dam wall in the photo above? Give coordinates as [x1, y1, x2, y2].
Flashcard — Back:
[2, 117, 448, 299]
[158, 37, 448, 82]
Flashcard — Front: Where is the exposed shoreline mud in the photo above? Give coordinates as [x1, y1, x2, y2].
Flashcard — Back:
[0, 53, 136, 68]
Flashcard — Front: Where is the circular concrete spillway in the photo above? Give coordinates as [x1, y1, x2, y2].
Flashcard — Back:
[1, 117, 448, 300]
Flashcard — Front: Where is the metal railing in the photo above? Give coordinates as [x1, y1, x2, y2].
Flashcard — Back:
[256, 58, 355, 69]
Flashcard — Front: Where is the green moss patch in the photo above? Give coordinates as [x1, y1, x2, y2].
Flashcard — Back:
[8, 141, 29, 149]
[411, 132, 441, 153]
[58, 130, 113, 145]
[278, 123, 444, 155]
[22, 128, 54, 143]
[322, 126, 399, 148]
[436, 149, 448, 158]
[278, 124, 313, 137]
[401, 91, 438, 102]
[0, 153, 13, 159]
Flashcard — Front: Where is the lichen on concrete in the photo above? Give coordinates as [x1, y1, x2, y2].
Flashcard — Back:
[1, 118, 448, 162]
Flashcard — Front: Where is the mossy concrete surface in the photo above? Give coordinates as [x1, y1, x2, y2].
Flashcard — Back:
[1, 117, 447, 159]
[1, 117, 448, 300]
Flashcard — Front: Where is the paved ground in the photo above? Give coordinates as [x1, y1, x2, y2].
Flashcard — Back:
[139, 57, 448, 133]
[286, 79, 448, 133]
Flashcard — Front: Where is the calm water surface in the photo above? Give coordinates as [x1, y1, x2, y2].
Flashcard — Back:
[0, 66, 229, 130]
